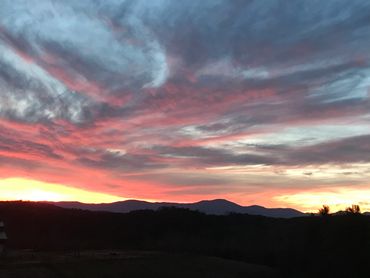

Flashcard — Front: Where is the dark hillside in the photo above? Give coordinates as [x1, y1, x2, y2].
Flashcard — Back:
[1, 201, 370, 278]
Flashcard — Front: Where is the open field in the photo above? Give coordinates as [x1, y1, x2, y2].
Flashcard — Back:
[1, 202, 370, 277]
[0, 250, 277, 278]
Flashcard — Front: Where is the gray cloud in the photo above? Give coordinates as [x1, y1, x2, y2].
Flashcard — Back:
[151, 134, 370, 168]
[285, 134, 370, 165]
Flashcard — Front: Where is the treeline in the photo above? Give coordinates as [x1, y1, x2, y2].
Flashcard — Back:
[318, 204, 362, 216]
[1, 201, 370, 278]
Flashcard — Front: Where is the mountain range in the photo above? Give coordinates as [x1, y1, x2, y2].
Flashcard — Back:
[49, 199, 306, 218]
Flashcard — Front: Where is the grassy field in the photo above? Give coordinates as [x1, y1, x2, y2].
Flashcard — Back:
[0, 250, 277, 278]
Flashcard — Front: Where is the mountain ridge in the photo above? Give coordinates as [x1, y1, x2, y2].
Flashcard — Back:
[47, 198, 306, 218]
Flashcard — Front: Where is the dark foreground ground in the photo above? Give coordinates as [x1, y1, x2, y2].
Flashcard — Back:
[0, 250, 276, 278]
[1, 201, 370, 278]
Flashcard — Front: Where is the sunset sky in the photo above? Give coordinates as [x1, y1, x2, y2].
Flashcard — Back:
[0, 0, 370, 212]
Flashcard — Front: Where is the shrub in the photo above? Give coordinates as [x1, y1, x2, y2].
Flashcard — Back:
[345, 205, 361, 214]
[318, 205, 330, 216]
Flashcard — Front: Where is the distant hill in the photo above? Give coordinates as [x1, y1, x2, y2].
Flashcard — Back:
[49, 199, 305, 218]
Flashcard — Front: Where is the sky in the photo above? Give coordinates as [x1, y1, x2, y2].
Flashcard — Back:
[0, 0, 370, 212]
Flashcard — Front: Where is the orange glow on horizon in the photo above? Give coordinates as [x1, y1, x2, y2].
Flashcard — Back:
[0, 178, 124, 203]
[274, 188, 370, 213]
[1, 178, 369, 214]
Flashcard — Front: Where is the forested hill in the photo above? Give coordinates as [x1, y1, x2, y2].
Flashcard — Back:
[0, 201, 370, 278]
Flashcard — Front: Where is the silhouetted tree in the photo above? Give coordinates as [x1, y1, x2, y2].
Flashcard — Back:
[318, 205, 330, 216]
[345, 204, 361, 214]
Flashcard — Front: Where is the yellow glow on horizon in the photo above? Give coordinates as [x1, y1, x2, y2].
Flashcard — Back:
[0, 178, 124, 203]
[274, 188, 370, 213]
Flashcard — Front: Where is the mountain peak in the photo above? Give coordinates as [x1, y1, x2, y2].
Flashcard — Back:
[196, 199, 238, 205]
[51, 199, 305, 218]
